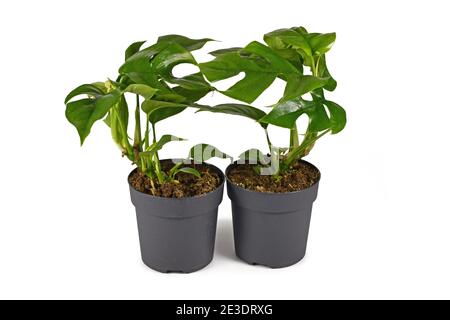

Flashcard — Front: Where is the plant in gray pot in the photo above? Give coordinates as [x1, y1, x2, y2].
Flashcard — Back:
[198, 26, 347, 268]
[64, 35, 230, 273]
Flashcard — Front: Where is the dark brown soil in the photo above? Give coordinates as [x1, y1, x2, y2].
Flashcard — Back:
[129, 161, 222, 198]
[227, 161, 320, 193]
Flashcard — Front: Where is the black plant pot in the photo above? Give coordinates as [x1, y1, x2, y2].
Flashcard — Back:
[128, 162, 224, 273]
[226, 160, 320, 268]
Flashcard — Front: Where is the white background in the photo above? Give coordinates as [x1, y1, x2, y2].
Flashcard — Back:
[0, 0, 449, 300]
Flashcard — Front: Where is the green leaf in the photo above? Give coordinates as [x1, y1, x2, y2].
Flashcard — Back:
[209, 47, 243, 57]
[125, 41, 146, 60]
[103, 112, 111, 127]
[283, 75, 329, 101]
[176, 167, 201, 178]
[64, 83, 105, 104]
[141, 98, 187, 114]
[309, 33, 336, 55]
[149, 106, 187, 124]
[157, 34, 214, 51]
[259, 99, 303, 128]
[323, 100, 346, 134]
[200, 42, 313, 104]
[264, 27, 314, 67]
[120, 41, 211, 101]
[65, 88, 121, 145]
[140, 91, 191, 124]
[109, 96, 130, 151]
[150, 43, 198, 75]
[317, 56, 337, 91]
[196, 103, 267, 125]
[140, 135, 185, 157]
[166, 72, 212, 92]
[199, 52, 277, 103]
[156, 134, 185, 149]
[124, 84, 158, 99]
[259, 99, 331, 131]
[119, 42, 167, 85]
[243, 41, 299, 74]
[188, 144, 232, 163]
[172, 85, 211, 102]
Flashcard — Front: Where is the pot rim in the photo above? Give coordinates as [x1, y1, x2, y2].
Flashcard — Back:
[225, 159, 321, 196]
[128, 159, 225, 201]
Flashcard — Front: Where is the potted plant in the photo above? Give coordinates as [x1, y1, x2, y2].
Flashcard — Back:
[64, 35, 230, 273]
[198, 26, 346, 268]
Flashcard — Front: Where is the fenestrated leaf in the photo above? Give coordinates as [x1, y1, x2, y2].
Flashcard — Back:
[121, 35, 212, 83]
[188, 144, 232, 163]
[176, 167, 201, 178]
[121, 41, 210, 97]
[196, 103, 267, 127]
[323, 100, 346, 134]
[119, 42, 168, 86]
[124, 84, 158, 99]
[150, 43, 198, 75]
[65, 88, 122, 145]
[264, 27, 314, 67]
[259, 99, 331, 131]
[259, 99, 302, 128]
[317, 55, 337, 91]
[64, 83, 105, 104]
[307, 103, 332, 132]
[157, 34, 214, 51]
[200, 42, 312, 104]
[199, 52, 277, 103]
[243, 41, 299, 74]
[125, 41, 146, 60]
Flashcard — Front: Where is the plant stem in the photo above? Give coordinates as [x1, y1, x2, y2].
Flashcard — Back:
[144, 113, 150, 150]
[284, 129, 330, 168]
[283, 54, 324, 169]
[264, 128, 273, 150]
[289, 125, 299, 151]
[134, 95, 141, 149]
[152, 123, 164, 184]
[313, 55, 321, 77]
[133, 95, 142, 163]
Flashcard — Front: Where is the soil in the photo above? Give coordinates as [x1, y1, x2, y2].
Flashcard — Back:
[129, 161, 222, 198]
[227, 161, 320, 193]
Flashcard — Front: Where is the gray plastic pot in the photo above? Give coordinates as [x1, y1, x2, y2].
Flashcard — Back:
[226, 160, 320, 268]
[128, 161, 224, 273]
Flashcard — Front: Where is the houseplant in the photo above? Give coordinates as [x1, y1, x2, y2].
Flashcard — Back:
[64, 35, 230, 273]
[198, 26, 346, 268]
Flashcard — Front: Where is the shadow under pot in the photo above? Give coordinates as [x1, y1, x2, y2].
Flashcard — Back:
[225, 160, 320, 268]
[128, 161, 225, 273]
